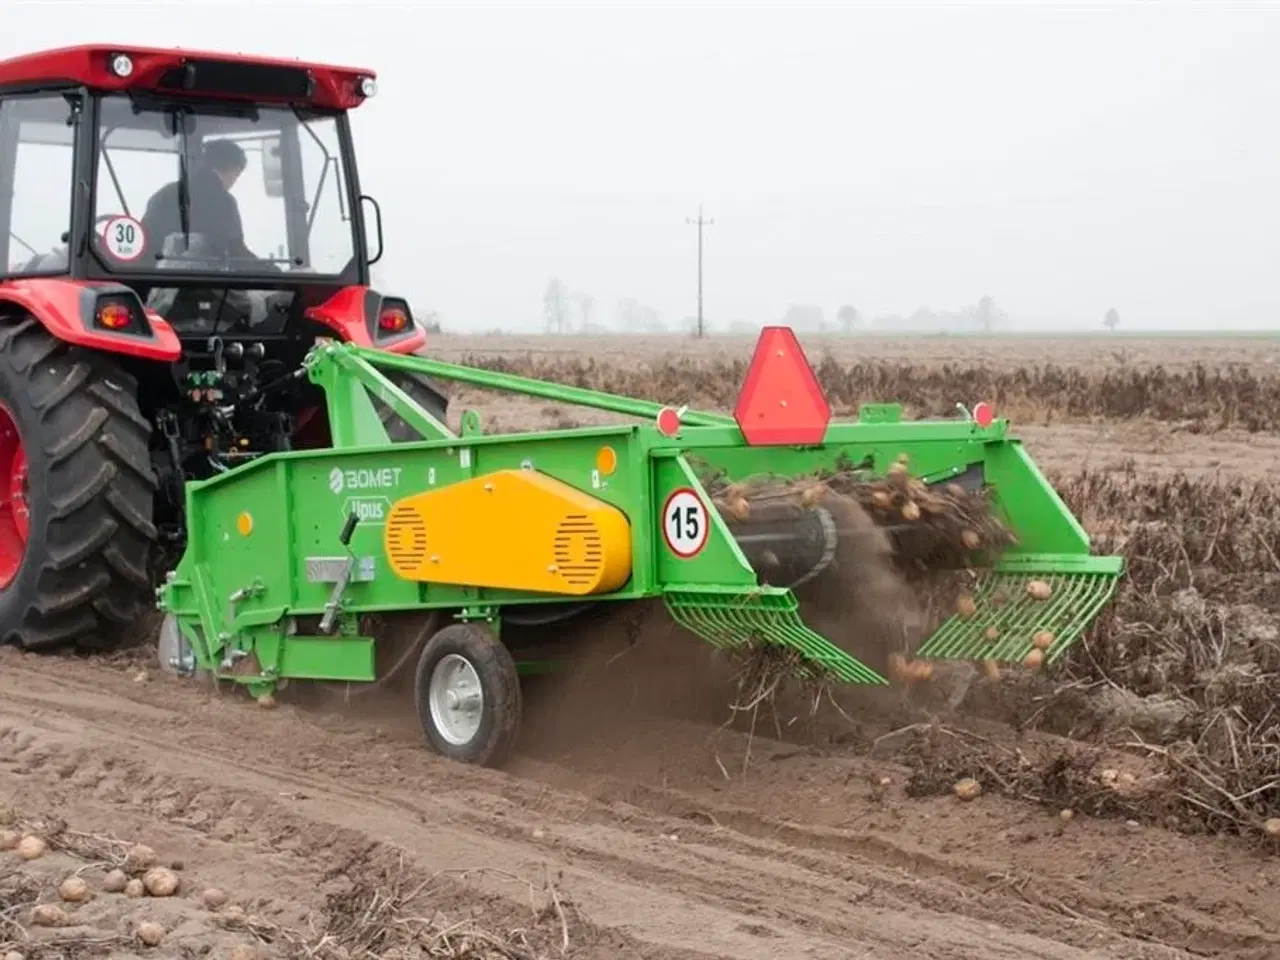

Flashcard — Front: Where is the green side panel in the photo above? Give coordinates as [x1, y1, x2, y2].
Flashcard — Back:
[979, 441, 1091, 557]
[278, 635, 376, 681]
[178, 425, 656, 614]
[916, 554, 1123, 664]
[663, 585, 887, 685]
[650, 454, 757, 588]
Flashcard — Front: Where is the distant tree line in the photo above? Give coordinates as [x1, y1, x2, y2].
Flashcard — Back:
[537, 278, 1122, 336]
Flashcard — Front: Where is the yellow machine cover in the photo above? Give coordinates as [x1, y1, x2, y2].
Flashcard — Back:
[383, 468, 632, 596]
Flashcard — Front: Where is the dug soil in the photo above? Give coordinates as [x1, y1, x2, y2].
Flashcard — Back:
[0, 629, 1275, 960]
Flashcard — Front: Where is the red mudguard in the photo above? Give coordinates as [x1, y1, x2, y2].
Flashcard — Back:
[0, 277, 181, 361]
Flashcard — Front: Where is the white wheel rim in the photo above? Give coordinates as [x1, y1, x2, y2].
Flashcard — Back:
[428, 653, 484, 746]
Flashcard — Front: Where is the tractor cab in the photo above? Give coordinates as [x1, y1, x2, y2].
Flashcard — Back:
[0, 46, 412, 347]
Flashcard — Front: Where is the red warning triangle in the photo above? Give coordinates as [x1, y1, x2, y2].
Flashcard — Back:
[733, 326, 832, 446]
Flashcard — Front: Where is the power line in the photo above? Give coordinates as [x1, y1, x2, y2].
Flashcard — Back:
[686, 204, 713, 338]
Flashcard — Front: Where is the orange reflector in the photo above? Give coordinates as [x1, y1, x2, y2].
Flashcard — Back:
[596, 445, 618, 475]
[97, 303, 131, 330]
[236, 512, 254, 536]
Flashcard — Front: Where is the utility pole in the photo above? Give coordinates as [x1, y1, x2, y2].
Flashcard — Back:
[686, 204, 713, 337]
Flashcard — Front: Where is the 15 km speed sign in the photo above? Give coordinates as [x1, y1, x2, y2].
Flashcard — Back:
[662, 487, 709, 558]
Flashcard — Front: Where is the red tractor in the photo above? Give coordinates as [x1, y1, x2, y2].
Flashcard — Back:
[0, 45, 448, 651]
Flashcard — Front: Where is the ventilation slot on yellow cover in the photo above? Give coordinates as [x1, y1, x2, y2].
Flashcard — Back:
[553, 514, 605, 589]
[386, 503, 429, 569]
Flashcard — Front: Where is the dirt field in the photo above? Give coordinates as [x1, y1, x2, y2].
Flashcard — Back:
[2, 333, 1278, 960]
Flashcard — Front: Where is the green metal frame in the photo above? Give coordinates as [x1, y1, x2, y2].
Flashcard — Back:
[156, 340, 1125, 696]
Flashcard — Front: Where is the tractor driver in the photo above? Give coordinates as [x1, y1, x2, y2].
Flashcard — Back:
[140, 138, 260, 267]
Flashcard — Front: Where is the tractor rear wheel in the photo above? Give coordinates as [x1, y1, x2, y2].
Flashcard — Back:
[0, 316, 157, 651]
[414, 621, 522, 768]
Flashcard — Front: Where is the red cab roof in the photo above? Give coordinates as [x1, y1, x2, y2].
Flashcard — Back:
[0, 44, 375, 111]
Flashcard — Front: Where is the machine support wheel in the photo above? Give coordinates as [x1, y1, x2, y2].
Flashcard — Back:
[0, 316, 157, 650]
[413, 621, 522, 768]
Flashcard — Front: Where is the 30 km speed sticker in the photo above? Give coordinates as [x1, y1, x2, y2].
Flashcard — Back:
[102, 216, 146, 262]
[662, 487, 709, 558]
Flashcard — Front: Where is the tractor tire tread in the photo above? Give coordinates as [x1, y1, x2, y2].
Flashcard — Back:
[0, 317, 157, 651]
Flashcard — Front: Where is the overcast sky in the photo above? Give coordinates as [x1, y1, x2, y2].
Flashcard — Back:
[4, 1, 1280, 331]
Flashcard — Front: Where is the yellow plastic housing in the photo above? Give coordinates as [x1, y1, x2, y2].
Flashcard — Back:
[384, 469, 632, 596]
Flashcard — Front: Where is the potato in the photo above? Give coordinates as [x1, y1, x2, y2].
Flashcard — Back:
[1059, 808, 1075, 822]
[1032, 630, 1055, 651]
[908, 660, 933, 682]
[136, 921, 165, 947]
[956, 594, 977, 618]
[125, 843, 156, 871]
[3, 949, 24, 960]
[124, 879, 145, 898]
[1026, 580, 1053, 601]
[228, 946, 258, 960]
[725, 496, 751, 521]
[901, 501, 921, 522]
[982, 659, 1000, 681]
[960, 529, 982, 550]
[29, 904, 66, 927]
[945, 483, 965, 498]
[102, 869, 128, 893]
[870, 489, 893, 508]
[887, 653, 908, 682]
[1023, 648, 1045, 670]
[143, 867, 180, 898]
[201, 887, 229, 910]
[16, 836, 46, 861]
[256, 694, 277, 710]
[0, 830, 18, 851]
[797, 483, 826, 507]
[1264, 818, 1280, 838]
[953, 778, 982, 802]
[984, 626, 1000, 641]
[57, 877, 89, 902]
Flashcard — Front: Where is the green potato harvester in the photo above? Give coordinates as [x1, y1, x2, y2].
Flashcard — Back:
[156, 326, 1124, 767]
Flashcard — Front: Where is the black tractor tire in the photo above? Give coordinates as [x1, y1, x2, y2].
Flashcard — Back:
[414, 621, 522, 768]
[0, 316, 157, 651]
[379, 371, 450, 442]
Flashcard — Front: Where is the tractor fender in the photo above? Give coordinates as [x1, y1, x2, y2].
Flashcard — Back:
[304, 284, 427, 355]
[0, 277, 180, 361]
